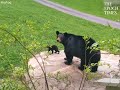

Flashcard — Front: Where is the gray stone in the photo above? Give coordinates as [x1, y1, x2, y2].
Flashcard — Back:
[96, 78, 120, 87]
[49, 78, 58, 86]
[27, 50, 120, 90]
[58, 82, 66, 90]
[53, 87, 59, 90]
[65, 84, 74, 90]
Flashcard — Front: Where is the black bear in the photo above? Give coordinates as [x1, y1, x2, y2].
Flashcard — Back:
[47, 45, 60, 54]
[56, 31, 101, 72]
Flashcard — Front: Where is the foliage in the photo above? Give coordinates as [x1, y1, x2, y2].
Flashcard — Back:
[99, 38, 120, 54]
[0, 78, 26, 90]
[48, 72, 69, 83]
[0, 65, 26, 90]
[0, 0, 120, 89]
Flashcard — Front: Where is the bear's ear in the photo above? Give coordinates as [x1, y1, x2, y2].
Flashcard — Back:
[64, 32, 68, 36]
[56, 31, 59, 35]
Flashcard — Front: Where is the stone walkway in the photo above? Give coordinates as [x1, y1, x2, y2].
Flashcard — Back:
[34, 0, 120, 29]
[27, 50, 120, 90]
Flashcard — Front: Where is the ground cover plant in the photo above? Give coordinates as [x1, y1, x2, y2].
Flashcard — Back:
[51, 0, 120, 21]
[0, 0, 120, 89]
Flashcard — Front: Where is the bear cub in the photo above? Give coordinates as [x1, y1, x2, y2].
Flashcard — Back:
[56, 31, 101, 72]
[47, 45, 59, 54]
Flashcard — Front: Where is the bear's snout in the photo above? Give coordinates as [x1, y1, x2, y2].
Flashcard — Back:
[57, 37, 61, 42]
[57, 39, 59, 42]
[57, 39, 60, 42]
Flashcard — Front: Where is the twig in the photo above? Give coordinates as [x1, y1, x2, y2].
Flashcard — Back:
[38, 53, 49, 90]
[20, 76, 31, 90]
[79, 72, 87, 90]
[2, 29, 49, 90]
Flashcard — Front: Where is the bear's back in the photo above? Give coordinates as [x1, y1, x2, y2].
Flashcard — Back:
[64, 34, 97, 57]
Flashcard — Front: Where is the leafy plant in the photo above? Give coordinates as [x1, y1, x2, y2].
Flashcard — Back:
[48, 72, 69, 83]
[0, 78, 26, 90]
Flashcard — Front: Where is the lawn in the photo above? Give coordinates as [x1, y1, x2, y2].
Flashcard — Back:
[51, 0, 120, 21]
[0, 0, 120, 79]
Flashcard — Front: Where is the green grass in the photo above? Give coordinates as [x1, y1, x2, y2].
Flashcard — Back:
[51, 0, 120, 21]
[0, 0, 120, 78]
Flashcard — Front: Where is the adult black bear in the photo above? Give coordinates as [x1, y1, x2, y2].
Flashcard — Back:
[47, 45, 60, 54]
[56, 31, 101, 72]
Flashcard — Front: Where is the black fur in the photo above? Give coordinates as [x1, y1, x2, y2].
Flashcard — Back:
[47, 45, 59, 54]
[56, 31, 101, 72]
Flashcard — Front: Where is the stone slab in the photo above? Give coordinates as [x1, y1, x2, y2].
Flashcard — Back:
[96, 78, 120, 87]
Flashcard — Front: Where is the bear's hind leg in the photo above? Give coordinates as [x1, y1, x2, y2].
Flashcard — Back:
[78, 58, 89, 71]
[91, 65, 98, 72]
[64, 54, 73, 65]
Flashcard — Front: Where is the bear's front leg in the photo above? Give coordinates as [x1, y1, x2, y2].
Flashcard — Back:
[64, 50, 67, 60]
[51, 50, 54, 54]
[64, 53, 73, 65]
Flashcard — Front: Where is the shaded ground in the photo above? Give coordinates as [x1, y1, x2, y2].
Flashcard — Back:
[27, 50, 120, 90]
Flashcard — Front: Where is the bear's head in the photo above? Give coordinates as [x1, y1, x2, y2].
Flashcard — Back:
[56, 31, 68, 43]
